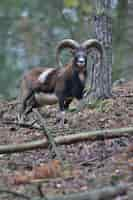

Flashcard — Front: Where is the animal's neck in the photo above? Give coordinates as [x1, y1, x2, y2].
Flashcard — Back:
[72, 64, 87, 83]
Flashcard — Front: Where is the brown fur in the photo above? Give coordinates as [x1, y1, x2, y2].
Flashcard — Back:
[19, 61, 86, 114]
[20, 65, 73, 95]
[19, 55, 87, 123]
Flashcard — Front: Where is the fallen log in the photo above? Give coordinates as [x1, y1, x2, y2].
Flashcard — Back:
[0, 126, 132, 154]
[35, 183, 127, 200]
[0, 183, 127, 200]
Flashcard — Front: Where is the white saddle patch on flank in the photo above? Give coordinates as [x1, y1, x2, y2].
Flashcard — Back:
[38, 68, 55, 83]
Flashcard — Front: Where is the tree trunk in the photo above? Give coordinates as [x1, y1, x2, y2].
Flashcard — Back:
[88, 0, 112, 100]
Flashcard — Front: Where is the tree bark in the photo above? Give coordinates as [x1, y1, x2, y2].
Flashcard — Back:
[88, 0, 112, 100]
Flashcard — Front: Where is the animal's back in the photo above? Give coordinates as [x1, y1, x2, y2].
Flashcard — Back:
[23, 67, 47, 86]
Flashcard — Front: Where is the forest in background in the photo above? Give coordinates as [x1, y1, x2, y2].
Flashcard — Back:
[0, 0, 132, 99]
[0, 1, 133, 199]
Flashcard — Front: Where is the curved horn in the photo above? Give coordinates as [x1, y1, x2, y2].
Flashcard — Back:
[56, 39, 80, 67]
[82, 39, 103, 58]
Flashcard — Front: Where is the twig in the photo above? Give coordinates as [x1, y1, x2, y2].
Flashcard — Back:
[79, 157, 98, 166]
[2, 120, 41, 130]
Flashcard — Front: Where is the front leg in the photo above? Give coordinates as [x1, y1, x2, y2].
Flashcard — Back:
[57, 96, 66, 128]
[18, 90, 36, 122]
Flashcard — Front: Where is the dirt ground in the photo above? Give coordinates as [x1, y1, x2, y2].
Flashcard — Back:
[0, 81, 133, 199]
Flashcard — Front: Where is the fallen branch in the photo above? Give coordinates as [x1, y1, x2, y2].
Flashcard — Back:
[0, 184, 127, 200]
[3, 118, 90, 135]
[34, 183, 127, 200]
[0, 126, 133, 154]
[0, 189, 30, 200]
[2, 120, 82, 135]
[33, 109, 64, 166]
[2, 120, 41, 130]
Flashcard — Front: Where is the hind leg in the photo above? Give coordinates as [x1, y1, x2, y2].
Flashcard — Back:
[18, 90, 35, 122]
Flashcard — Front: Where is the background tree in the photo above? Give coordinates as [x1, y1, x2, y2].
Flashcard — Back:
[113, 0, 128, 80]
[86, 0, 112, 101]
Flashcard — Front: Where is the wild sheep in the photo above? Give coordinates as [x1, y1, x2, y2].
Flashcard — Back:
[18, 39, 103, 126]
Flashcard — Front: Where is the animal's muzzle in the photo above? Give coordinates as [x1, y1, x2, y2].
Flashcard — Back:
[76, 57, 85, 67]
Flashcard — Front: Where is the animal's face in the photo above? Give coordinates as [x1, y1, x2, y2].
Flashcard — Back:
[73, 48, 87, 71]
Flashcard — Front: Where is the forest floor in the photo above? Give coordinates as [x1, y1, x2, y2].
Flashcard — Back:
[0, 81, 133, 199]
